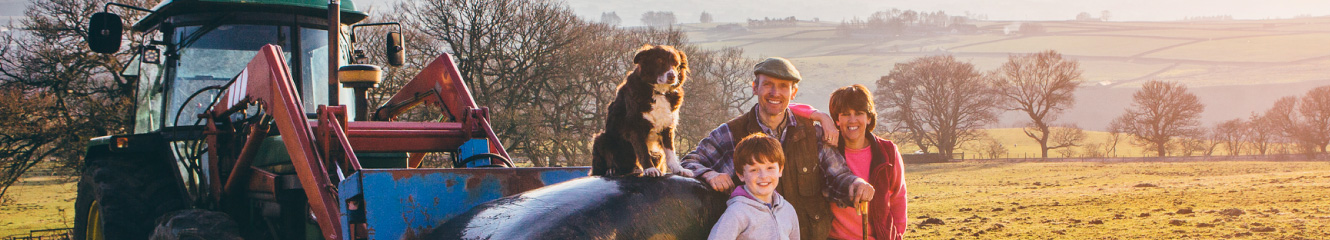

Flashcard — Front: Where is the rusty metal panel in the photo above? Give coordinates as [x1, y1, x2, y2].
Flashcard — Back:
[340, 167, 589, 239]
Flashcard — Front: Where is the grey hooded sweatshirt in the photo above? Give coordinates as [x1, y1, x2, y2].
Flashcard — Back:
[708, 186, 800, 240]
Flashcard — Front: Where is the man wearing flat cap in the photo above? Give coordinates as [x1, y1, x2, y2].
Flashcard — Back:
[682, 57, 876, 240]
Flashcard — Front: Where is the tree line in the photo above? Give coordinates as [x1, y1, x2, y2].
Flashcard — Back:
[836, 9, 971, 37]
[874, 51, 1330, 160]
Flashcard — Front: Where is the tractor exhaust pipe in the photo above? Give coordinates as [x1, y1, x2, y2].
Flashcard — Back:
[328, 0, 341, 107]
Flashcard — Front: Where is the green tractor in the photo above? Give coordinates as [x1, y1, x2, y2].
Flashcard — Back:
[74, 0, 591, 239]
[76, 0, 730, 239]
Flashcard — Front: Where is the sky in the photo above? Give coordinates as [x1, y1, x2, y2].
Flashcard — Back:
[2, 0, 1325, 26]
[553, 0, 1330, 26]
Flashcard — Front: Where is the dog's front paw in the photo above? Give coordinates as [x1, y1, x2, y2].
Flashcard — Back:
[675, 169, 695, 178]
[642, 167, 663, 177]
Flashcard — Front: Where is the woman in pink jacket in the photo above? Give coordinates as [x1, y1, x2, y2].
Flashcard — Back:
[791, 84, 908, 240]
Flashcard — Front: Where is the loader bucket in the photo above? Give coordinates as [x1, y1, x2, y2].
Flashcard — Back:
[337, 167, 590, 239]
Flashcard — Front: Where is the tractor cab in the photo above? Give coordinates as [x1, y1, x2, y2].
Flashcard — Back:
[97, 0, 369, 134]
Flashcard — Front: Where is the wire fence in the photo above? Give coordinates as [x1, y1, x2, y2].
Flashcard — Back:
[4, 228, 71, 240]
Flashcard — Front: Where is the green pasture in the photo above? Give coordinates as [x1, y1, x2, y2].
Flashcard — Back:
[0, 176, 76, 237]
[906, 161, 1330, 239]
[7, 160, 1328, 239]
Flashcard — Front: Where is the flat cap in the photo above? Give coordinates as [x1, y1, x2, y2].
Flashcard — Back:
[753, 57, 802, 83]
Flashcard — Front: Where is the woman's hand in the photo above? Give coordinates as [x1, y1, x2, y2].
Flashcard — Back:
[813, 110, 839, 146]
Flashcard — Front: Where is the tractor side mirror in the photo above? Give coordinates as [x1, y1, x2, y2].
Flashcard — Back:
[385, 32, 405, 67]
[87, 12, 123, 54]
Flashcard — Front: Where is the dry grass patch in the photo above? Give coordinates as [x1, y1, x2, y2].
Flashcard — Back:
[0, 176, 77, 237]
[906, 161, 1330, 239]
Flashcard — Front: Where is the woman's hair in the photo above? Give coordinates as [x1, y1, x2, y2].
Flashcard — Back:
[734, 133, 785, 172]
[828, 84, 878, 138]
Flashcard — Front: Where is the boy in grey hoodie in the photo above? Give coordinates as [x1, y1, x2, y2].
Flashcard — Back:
[709, 133, 800, 240]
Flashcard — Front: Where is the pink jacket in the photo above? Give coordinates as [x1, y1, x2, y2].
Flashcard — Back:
[867, 136, 908, 240]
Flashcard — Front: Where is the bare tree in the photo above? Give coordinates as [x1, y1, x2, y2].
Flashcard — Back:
[981, 137, 1008, 159]
[1105, 117, 1127, 157]
[1047, 124, 1086, 154]
[1265, 95, 1321, 156]
[641, 11, 677, 28]
[1199, 130, 1221, 157]
[399, 0, 607, 166]
[1175, 136, 1206, 157]
[876, 55, 1000, 159]
[1213, 118, 1249, 156]
[1247, 113, 1279, 155]
[991, 50, 1082, 158]
[1298, 86, 1330, 154]
[0, 0, 159, 203]
[699, 11, 714, 23]
[1076, 12, 1095, 21]
[1083, 143, 1106, 158]
[1100, 10, 1112, 21]
[674, 46, 757, 153]
[600, 12, 622, 26]
[1116, 81, 1205, 157]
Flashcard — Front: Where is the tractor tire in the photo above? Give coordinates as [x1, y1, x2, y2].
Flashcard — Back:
[74, 150, 190, 240]
[149, 209, 243, 240]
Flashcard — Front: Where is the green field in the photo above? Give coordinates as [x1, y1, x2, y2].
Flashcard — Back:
[5, 160, 1328, 239]
[0, 176, 76, 237]
[906, 161, 1330, 239]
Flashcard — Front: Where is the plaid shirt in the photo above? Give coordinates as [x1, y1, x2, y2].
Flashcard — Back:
[681, 107, 862, 206]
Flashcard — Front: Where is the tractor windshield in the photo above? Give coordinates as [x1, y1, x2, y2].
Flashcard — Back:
[167, 24, 340, 127]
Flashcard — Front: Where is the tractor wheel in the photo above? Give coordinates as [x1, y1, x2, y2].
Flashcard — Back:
[149, 209, 242, 240]
[73, 151, 190, 240]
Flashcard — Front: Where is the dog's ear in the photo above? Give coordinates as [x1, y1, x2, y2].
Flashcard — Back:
[673, 46, 687, 71]
[633, 44, 656, 64]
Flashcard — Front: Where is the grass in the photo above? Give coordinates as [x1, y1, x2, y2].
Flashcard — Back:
[4, 160, 1329, 239]
[905, 161, 1330, 239]
[0, 175, 77, 237]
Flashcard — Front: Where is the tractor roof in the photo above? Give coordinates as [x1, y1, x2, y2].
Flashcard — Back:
[133, 0, 367, 31]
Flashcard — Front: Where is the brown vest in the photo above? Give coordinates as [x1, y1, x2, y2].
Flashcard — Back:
[727, 109, 832, 240]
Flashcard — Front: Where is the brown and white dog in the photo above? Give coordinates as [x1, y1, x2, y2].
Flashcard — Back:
[590, 45, 693, 177]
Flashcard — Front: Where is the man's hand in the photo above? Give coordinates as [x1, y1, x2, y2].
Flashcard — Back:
[703, 172, 734, 192]
[850, 178, 876, 203]
[813, 111, 839, 146]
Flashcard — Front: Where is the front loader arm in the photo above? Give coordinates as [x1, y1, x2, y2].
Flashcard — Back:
[372, 54, 511, 160]
[209, 44, 346, 240]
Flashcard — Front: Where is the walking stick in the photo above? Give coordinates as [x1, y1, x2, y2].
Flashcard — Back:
[859, 201, 870, 240]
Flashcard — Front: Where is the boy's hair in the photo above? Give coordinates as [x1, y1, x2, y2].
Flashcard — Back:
[828, 84, 877, 135]
[733, 133, 785, 172]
